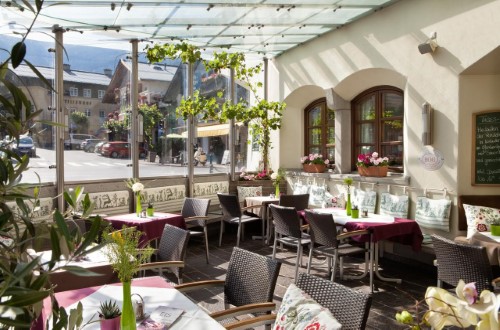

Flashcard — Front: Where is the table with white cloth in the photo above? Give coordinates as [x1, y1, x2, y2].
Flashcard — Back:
[245, 196, 279, 242]
[313, 208, 423, 291]
[36, 276, 224, 330]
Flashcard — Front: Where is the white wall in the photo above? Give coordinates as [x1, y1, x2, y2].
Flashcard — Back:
[268, 0, 500, 238]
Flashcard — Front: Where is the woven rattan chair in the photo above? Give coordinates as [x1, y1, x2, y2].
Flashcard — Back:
[226, 272, 372, 330]
[279, 193, 310, 210]
[217, 193, 264, 247]
[305, 210, 371, 282]
[296, 272, 372, 330]
[138, 224, 190, 284]
[431, 234, 498, 293]
[176, 247, 281, 328]
[269, 204, 311, 282]
[180, 197, 214, 264]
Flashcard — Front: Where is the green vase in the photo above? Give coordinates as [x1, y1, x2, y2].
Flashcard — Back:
[346, 193, 352, 216]
[136, 195, 142, 217]
[121, 281, 136, 330]
[275, 184, 280, 197]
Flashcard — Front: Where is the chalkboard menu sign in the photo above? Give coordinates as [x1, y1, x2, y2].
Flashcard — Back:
[472, 110, 500, 185]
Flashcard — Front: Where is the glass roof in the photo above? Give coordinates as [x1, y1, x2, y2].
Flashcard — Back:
[1, 0, 401, 58]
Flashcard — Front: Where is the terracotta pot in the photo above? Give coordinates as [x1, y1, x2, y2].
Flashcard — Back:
[357, 166, 388, 177]
[100, 316, 121, 330]
[303, 163, 326, 173]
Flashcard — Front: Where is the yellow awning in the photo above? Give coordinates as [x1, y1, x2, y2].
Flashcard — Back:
[181, 123, 242, 138]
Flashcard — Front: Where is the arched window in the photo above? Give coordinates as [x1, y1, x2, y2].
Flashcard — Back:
[304, 98, 335, 163]
[352, 86, 404, 171]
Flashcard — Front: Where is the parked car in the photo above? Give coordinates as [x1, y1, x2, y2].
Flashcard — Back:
[94, 141, 107, 154]
[64, 133, 96, 150]
[101, 142, 146, 159]
[11, 136, 36, 157]
[82, 139, 104, 152]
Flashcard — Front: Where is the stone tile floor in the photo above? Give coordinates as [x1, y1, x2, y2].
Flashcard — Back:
[168, 224, 437, 330]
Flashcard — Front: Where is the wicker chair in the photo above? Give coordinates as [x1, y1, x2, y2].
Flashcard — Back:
[227, 272, 372, 330]
[217, 193, 264, 247]
[180, 197, 213, 264]
[138, 224, 190, 284]
[431, 234, 498, 293]
[269, 204, 311, 282]
[176, 247, 281, 328]
[279, 193, 310, 210]
[305, 210, 371, 282]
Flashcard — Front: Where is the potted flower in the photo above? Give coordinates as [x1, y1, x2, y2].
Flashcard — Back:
[343, 177, 353, 215]
[271, 168, 286, 196]
[356, 151, 389, 177]
[300, 154, 329, 173]
[99, 299, 121, 330]
[146, 202, 154, 217]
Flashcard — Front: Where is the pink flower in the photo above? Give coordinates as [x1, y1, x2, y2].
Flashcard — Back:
[461, 282, 478, 305]
[324, 159, 329, 164]
[372, 152, 379, 158]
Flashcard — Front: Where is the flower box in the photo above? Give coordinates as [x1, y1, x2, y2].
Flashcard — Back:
[303, 164, 326, 173]
[357, 166, 388, 177]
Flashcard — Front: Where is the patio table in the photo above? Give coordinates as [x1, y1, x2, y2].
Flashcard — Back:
[313, 208, 423, 291]
[35, 276, 224, 330]
[245, 195, 279, 242]
[104, 212, 185, 246]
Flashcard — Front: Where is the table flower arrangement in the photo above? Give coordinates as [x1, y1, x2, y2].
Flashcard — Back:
[395, 280, 499, 329]
[343, 177, 353, 215]
[356, 151, 389, 177]
[271, 168, 285, 196]
[126, 178, 145, 216]
[102, 226, 154, 330]
[300, 154, 329, 173]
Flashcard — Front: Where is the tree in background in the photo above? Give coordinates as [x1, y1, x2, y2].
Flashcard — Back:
[138, 103, 162, 151]
[69, 111, 89, 133]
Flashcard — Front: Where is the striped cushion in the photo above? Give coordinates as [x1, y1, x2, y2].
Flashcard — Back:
[415, 197, 451, 232]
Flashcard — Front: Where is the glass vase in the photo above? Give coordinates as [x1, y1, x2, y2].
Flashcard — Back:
[346, 193, 352, 216]
[136, 194, 142, 217]
[275, 184, 280, 197]
[121, 281, 136, 330]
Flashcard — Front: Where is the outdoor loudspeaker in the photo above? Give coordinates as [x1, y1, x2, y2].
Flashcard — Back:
[418, 32, 438, 54]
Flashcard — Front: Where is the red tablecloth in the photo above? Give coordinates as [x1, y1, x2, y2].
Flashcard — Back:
[104, 212, 185, 245]
[33, 277, 171, 330]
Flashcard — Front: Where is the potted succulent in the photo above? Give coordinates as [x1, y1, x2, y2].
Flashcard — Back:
[99, 299, 122, 330]
[351, 205, 359, 219]
[147, 202, 155, 217]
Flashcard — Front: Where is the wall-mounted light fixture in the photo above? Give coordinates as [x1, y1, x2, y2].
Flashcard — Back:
[421, 102, 433, 145]
[418, 32, 438, 54]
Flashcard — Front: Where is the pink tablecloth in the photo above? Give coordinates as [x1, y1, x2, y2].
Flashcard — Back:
[34, 277, 171, 330]
[104, 212, 185, 245]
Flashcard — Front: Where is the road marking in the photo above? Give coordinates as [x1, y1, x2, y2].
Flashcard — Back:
[67, 162, 83, 167]
[82, 162, 98, 167]
[98, 162, 115, 167]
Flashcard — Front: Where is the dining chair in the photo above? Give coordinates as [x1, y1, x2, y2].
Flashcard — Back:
[217, 193, 264, 247]
[279, 193, 310, 210]
[138, 223, 190, 284]
[180, 197, 213, 264]
[225, 272, 372, 330]
[176, 247, 281, 327]
[431, 234, 499, 293]
[305, 210, 371, 282]
[269, 204, 311, 282]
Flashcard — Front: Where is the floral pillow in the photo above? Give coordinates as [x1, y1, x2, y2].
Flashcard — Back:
[380, 193, 409, 218]
[463, 204, 500, 238]
[309, 185, 326, 207]
[293, 182, 311, 195]
[274, 283, 342, 330]
[352, 189, 377, 213]
[415, 197, 451, 232]
[236, 186, 262, 205]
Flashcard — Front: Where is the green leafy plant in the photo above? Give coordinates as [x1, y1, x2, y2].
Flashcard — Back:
[99, 300, 121, 319]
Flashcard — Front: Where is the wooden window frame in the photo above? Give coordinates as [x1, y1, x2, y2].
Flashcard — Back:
[304, 98, 334, 163]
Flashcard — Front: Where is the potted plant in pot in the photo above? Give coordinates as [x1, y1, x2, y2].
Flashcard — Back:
[300, 154, 330, 173]
[356, 151, 389, 177]
[99, 299, 122, 330]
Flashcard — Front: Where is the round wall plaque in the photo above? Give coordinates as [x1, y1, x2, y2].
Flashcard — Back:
[419, 148, 444, 171]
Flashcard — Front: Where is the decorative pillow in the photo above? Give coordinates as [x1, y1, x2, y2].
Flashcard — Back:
[380, 193, 409, 218]
[309, 185, 327, 207]
[352, 189, 377, 213]
[415, 197, 451, 232]
[331, 193, 346, 209]
[321, 190, 334, 208]
[293, 182, 311, 195]
[236, 186, 262, 204]
[464, 204, 500, 238]
[274, 283, 342, 330]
